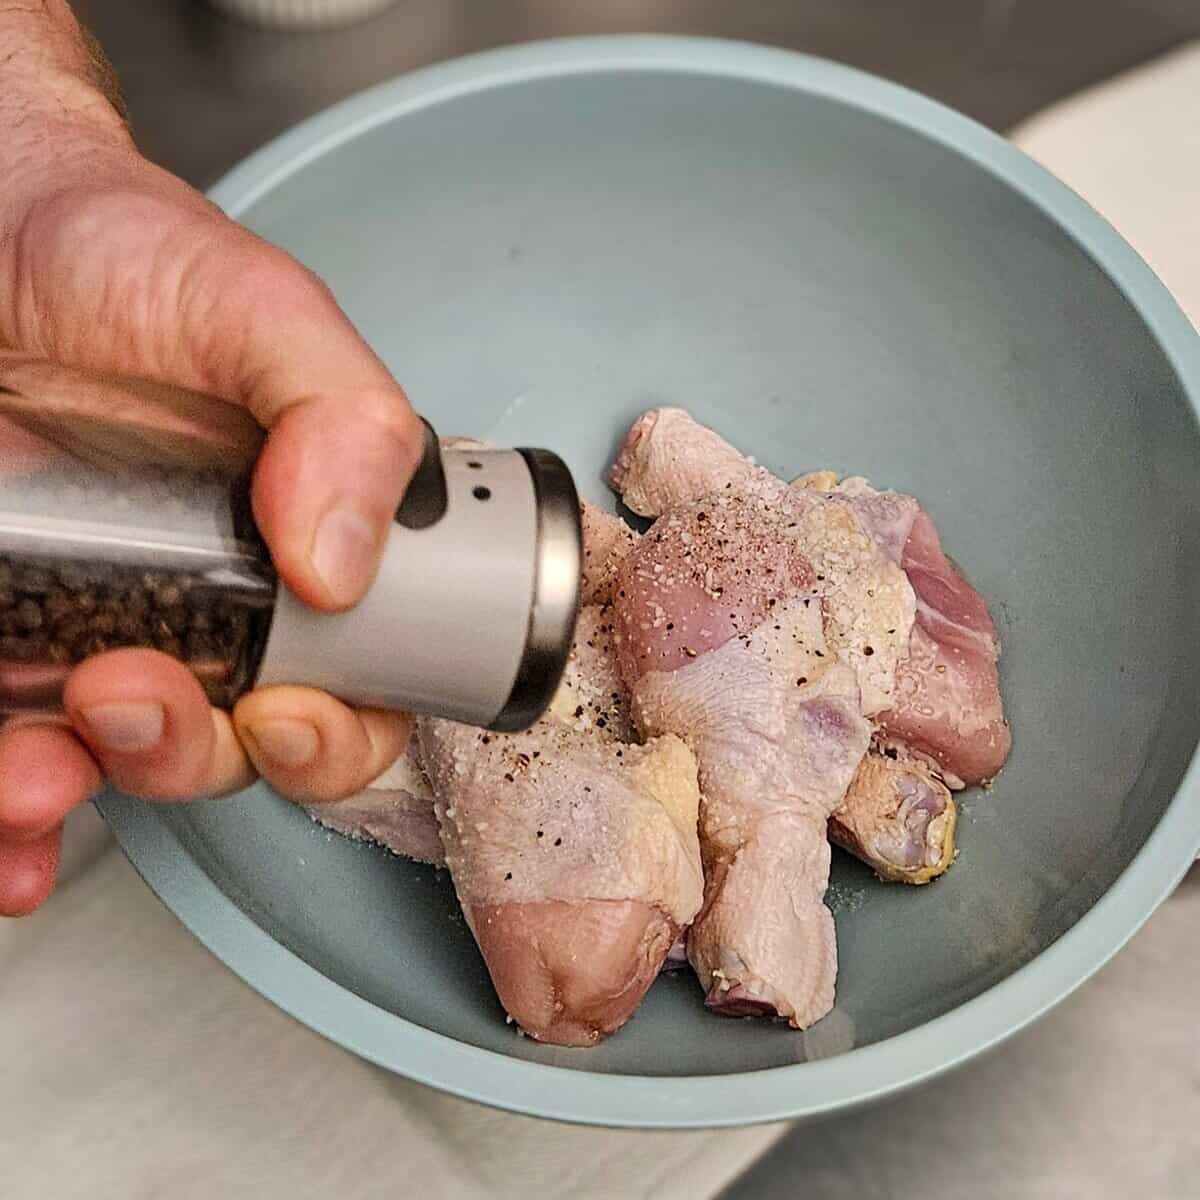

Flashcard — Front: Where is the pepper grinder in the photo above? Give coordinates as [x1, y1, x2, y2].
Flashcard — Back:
[0, 354, 581, 730]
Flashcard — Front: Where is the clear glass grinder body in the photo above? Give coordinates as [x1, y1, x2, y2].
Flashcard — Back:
[0, 456, 274, 713]
[0, 355, 581, 729]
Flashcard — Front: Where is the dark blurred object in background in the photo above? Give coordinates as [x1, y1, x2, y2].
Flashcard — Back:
[73, 0, 1200, 188]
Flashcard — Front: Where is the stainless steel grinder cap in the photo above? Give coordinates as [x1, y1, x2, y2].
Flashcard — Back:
[255, 420, 583, 731]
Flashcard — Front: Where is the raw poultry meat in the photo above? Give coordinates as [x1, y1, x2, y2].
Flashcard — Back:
[311, 749, 443, 867]
[318, 413, 1006, 1037]
[312, 714, 956, 892]
[610, 489, 872, 1025]
[608, 408, 1009, 1024]
[828, 749, 955, 885]
[580, 498, 640, 605]
[793, 471, 1010, 788]
[628, 596, 870, 1024]
[324, 681, 955, 895]
[419, 602, 703, 1045]
[316, 502, 702, 1046]
[312, 495, 637, 869]
[876, 509, 1010, 787]
[611, 413, 917, 722]
[612, 407, 1010, 787]
[610, 410, 965, 884]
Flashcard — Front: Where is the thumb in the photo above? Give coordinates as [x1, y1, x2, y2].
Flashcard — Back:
[7, 178, 425, 611]
[253, 388, 423, 610]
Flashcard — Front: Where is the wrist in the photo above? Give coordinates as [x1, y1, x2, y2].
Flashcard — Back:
[0, 4, 131, 150]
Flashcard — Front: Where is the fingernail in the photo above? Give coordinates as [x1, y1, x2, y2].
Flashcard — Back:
[243, 718, 319, 769]
[311, 504, 379, 606]
[81, 702, 165, 754]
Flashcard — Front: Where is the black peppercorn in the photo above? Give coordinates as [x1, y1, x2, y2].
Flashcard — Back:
[0, 636, 34, 661]
[43, 589, 72, 625]
[116, 612, 143, 640]
[157, 582, 184, 608]
[91, 609, 118, 637]
[224, 608, 250, 638]
[16, 599, 43, 632]
[153, 631, 182, 657]
[124, 589, 150, 620]
[17, 566, 54, 595]
[56, 563, 89, 591]
[186, 632, 220, 661]
[162, 605, 189, 635]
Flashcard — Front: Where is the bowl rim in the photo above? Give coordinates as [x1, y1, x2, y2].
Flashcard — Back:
[100, 33, 1200, 1128]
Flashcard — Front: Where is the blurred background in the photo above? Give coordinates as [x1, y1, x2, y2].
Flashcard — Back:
[75, 1, 1200, 188]
[56, 4, 1199, 1198]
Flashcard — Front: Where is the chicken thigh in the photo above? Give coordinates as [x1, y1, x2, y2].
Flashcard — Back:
[420, 604, 703, 1045]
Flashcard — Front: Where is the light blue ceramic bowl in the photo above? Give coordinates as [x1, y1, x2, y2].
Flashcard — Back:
[99, 36, 1200, 1128]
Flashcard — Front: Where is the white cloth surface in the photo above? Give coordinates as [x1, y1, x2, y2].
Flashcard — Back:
[0, 806, 785, 1200]
[3, 41, 1199, 1200]
[725, 869, 1200, 1199]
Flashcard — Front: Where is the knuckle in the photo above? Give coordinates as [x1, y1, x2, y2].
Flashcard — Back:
[233, 244, 336, 315]
[356, 389, 423, 447]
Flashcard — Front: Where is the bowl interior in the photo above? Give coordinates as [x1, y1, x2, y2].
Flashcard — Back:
[109, 56, 1200, 1082]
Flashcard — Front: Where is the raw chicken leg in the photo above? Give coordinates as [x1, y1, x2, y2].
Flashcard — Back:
[610, 408, 964, 885]
[580, 499, 639, 605]
[794, 472, 1010, 788]
[611, 410, 916, 719]
[420, 604, 703, 1045]
[313, 728, 955, 891]
[612, 407, 1010, 786]
[613, 495, 872, 1026]
[315, 498, 641, 869]
[828, 749, 955, 884]
[312, 503, 699, 1045]
[310, 749, 444, 867]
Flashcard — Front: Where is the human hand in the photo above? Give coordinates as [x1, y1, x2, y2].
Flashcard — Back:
[0, 5, 420, 915]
